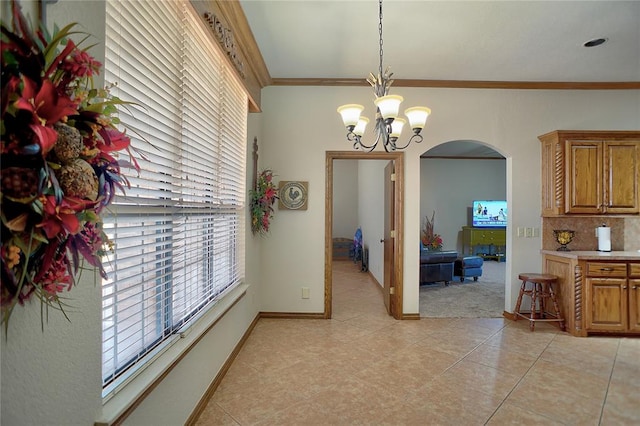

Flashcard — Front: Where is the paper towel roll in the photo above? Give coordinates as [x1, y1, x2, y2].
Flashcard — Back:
[596, 226, 611, 252]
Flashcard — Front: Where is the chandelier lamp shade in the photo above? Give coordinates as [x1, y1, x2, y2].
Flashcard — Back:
[337, 0, 431, 152]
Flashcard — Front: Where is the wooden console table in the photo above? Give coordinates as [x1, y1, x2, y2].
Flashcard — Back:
[462, 226, 506, 261]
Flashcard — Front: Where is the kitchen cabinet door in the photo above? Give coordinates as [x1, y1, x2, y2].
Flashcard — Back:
[629, 279, 640, 332]
[566, 141, 602, 214]
[585, 277, 627, 332]
[604, 141, 639, 214]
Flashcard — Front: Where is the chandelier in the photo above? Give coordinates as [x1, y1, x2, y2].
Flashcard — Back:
[337, 0, 431, 152]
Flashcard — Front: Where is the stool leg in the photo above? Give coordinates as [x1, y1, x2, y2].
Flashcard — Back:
[529, 283, 539, 331]
[514, 280, 527, 322]
[548, 283, 565, 331]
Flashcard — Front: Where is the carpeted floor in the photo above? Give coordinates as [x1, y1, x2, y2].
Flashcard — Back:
[419, 260, 505, 318]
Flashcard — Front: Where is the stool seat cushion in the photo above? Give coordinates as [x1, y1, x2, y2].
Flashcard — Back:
[518, 273, 558, 283]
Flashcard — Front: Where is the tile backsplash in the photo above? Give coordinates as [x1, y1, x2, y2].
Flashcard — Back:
[542, 217, 640, 251]
[624, 217, 640, 251]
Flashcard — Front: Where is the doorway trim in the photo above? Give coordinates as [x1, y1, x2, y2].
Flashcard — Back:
[325, 151, 404, 320]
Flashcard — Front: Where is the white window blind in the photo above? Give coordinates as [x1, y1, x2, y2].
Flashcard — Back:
[102, 0, 247, 387]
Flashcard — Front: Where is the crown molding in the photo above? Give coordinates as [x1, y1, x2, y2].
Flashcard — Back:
[272, 78, 640, 90]
[193, 1, 272, 112]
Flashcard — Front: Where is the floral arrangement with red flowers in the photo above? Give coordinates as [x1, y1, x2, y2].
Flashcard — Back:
[249, 169, 278, 235]
[421, 211, 443, 251]
[0, 2, 138, 327]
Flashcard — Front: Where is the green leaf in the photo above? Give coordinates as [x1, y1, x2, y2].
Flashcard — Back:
[43, 22, 80, 65]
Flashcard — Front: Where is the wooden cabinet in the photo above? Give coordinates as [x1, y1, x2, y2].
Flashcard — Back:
[462, 227, 506, 260]
[541, 252, 640, 337]
[585, 261, 640, 333]
[538, 131, 639, 216]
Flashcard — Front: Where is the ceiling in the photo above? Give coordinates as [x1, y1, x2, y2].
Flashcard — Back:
[239, 0, 640, 83]
[237, 1, 639, 157]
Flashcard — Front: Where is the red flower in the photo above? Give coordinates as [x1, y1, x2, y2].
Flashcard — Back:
[61, 47, 102, 78]
[14, 77, 77, 155]
[33, 243, 73, 299]
[41, 259, 73, 298]
[37, 195, 84, 238]
[96, 127, 130, 152]
[264, 186, 277, 202]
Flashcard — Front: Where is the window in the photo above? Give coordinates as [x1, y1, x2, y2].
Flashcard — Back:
[101, 0, 247, 388]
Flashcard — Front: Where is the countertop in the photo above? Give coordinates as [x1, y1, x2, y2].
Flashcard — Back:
[541, 250, 640, 260]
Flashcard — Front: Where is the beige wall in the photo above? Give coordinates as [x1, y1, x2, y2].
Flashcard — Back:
[332, 160, 359, 239]
[357, 160, 387, 286]
[256, 85, 640, 318]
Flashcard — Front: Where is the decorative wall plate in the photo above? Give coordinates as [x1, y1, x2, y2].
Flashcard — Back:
[278, 181, 308, 210]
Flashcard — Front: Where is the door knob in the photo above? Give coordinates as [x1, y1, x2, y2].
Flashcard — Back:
[380, 239, 385, 243]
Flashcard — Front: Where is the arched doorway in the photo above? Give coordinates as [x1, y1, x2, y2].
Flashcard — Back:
[419, 140, 507, 318]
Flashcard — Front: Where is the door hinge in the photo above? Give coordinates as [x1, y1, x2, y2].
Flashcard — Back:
[390, 173, 396, 182]
[390, 230, 396, 238]
[390, 287, 395, 295]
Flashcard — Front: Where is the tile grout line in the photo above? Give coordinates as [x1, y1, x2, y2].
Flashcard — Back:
[482, 329, 561, 425]
[597, 338, 621, 426]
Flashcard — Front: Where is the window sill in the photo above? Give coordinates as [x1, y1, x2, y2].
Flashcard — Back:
[96, 282, 249, 426]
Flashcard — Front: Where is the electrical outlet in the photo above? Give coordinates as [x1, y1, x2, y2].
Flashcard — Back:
[517, 227, 524, 237]
[301, 287, 310, 299]
[525, 227, 533, 237]
[533, 227, 540, 237]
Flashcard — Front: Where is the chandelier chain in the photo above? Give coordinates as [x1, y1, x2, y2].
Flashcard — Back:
[378, 0, 384, 78]
[336, 0, 430, 152]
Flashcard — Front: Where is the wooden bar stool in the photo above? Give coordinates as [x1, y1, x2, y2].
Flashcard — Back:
[514, 273, 565, 331]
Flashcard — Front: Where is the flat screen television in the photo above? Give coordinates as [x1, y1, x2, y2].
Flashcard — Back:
[472, 200, 507, 228]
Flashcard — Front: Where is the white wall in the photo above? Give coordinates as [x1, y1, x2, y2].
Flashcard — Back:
[420, 157, 506, 253]
[332, 160, 359, 238]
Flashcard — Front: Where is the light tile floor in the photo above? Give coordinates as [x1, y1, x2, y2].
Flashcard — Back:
[195, 260, 640, 425]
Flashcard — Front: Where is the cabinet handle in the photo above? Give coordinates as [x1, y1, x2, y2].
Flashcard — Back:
[633, 286, 638, 290]
[623, 286, 628, 289]
[600, 267, 614, 271]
